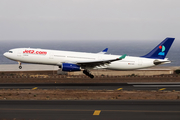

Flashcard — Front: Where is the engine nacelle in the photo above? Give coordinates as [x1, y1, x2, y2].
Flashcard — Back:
[62, 63, 81, 72]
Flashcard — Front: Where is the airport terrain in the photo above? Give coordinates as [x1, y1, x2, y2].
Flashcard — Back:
[0, 65, 180, 100]
[0, 65, 180, 119]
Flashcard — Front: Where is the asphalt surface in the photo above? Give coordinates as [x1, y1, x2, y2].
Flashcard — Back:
[0, 100, 180, 120]
[1, 82, 180, 91]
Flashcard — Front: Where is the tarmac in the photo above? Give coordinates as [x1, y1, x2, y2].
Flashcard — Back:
[0, 64, 180, 76]
[0, 64, 59, 71]
[1, 83, 180, 91]
[0, 100, 180, 120]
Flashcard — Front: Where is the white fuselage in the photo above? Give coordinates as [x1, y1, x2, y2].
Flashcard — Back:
[3, 48, 160, 70]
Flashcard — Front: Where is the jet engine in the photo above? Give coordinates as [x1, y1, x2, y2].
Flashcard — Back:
[61, 63, 81, 72]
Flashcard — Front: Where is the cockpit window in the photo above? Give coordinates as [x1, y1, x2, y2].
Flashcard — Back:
[9, 51, 13, 53]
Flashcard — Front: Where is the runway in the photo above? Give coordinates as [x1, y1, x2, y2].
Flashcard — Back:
[0, 82, 180, 91]
[0, 100, 180, 120]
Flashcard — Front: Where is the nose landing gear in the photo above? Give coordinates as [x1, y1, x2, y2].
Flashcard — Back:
[18, 62, 22, 69]
[19, 66, 22, 69]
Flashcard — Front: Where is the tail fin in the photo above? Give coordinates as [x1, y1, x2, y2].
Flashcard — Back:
[141, 37, 175, 59]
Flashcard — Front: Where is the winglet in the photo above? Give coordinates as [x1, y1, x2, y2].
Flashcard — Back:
[98, 48, 108, 54]
[102, 48, 108, 53]
[119, 54, 126, 59]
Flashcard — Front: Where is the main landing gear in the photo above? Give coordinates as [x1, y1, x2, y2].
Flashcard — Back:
[83, 70, 94, 79]
[18, 62, 22, 69]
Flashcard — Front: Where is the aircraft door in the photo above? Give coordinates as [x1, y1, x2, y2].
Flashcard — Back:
[49, 52, 54, 59]
[138, 59, 143, 66]
[17, 50, 22, 57]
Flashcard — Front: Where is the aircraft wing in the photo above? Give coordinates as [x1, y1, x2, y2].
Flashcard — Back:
[76, 54, 126, 68]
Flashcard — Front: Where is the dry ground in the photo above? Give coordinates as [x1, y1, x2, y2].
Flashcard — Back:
[0, 89, 180, 100]
[0, 76, 180, 84]
[0, 71, 180, 100]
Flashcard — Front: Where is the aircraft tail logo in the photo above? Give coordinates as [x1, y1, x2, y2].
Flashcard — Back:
[158, 45, 165, 56]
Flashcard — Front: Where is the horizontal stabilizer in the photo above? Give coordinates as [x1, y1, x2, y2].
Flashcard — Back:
[153, 60, 171, 65]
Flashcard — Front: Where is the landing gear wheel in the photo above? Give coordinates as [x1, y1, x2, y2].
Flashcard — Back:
[83, 70, 94, 79]
[19, 66, 22, 69]
[89, 74, 94, 79]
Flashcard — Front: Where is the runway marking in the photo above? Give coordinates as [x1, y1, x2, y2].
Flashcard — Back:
[93, 110, 101, 115]
[1, 108, 180, 113]
[117, 88, 123, 91]
[32, 87, 38, 90]
[159, 88, 166, 91]
[134, 85, 180, 87]
[103, 110, 180, 113]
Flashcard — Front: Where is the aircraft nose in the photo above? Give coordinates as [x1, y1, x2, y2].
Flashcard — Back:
[3, 52, 8, 57]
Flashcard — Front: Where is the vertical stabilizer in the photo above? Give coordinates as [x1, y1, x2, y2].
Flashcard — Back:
[141, 37, 175, 59]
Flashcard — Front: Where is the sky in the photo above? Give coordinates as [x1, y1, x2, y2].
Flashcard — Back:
[0, 0, 180, 41]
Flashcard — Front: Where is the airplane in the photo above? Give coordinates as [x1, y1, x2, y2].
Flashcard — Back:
[3, 37, 174, 78]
